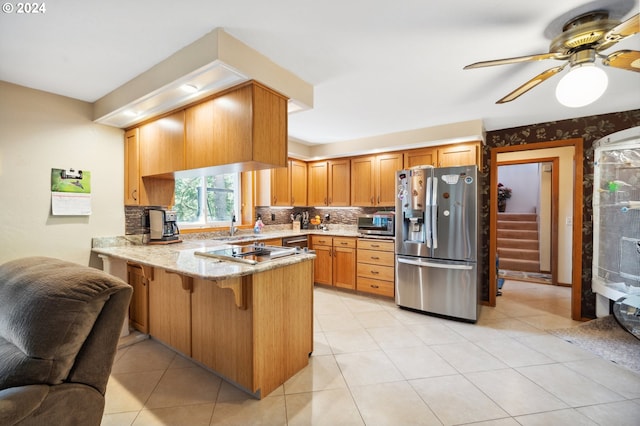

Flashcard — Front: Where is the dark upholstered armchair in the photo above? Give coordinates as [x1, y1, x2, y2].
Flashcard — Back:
[0, 257, 132, 426]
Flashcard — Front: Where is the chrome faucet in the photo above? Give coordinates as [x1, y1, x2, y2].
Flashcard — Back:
[230, 213, 238, 236]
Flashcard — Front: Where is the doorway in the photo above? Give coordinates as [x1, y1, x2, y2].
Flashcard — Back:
[496, 160, 558, 285]
[489, 139, 584, 321]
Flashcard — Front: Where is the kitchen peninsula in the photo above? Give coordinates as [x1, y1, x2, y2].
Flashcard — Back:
[92, 237, 315, 399]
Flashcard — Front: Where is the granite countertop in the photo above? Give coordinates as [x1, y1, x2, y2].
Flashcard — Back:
[92, 227, 394, 281]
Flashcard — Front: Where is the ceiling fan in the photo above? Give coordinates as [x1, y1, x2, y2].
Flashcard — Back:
[464, 10, 639, 105]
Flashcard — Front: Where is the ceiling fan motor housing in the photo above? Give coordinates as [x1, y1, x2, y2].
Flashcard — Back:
[550, 11, 619, 54]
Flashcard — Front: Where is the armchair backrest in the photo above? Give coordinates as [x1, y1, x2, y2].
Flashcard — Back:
[0, 257, 132, 394]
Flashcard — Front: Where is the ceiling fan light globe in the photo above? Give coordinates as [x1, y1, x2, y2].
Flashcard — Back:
[555, 64, 608, 108]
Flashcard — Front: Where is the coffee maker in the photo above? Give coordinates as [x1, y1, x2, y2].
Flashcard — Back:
[149, 209, 180, 242]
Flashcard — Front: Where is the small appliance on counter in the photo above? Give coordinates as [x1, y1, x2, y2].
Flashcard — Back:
[357, 212, 395, 236]
[149, 208, 181, 244]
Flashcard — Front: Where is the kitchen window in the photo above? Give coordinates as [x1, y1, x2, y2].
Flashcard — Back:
[174, 173, 241, 228]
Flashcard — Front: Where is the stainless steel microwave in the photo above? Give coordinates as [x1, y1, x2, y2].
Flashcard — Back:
[357, 213, 394, 236]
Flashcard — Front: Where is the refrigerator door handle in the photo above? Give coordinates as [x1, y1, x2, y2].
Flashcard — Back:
[397, 257, 473, 270]
[431, 177, 438, 249]
[425, 177, 432, 248]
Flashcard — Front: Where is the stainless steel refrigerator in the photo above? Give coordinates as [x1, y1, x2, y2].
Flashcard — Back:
[395, 165, 480, 322]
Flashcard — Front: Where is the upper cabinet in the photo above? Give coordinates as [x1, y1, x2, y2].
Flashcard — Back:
[351, 153, 403, 207]
[184, 81, 288, 171]
[436, 142, 480, 167]
[256, 159, 307, 207]
[290, 159, 308, 206]
[139, 110, 185, 177]
[307, 159, 350, 207]
[124, 128, 140, 205]
[404, 147, 435, 169]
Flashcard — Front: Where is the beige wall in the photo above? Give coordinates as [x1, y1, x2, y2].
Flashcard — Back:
[0, 82, 125, 265]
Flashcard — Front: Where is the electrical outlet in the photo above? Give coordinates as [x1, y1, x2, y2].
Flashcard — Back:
[271, 213, 276, 221]
[566, 216, 572, 226]
[324, 214, 330, 221]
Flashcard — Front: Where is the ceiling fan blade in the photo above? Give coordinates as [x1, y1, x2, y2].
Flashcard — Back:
[602, 50, 640, 72]
[464, 52, 565, 69]
[496, 65, 566, 104]
[604, 13, 639, 42]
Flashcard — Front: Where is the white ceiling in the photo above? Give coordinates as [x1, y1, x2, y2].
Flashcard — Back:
[1, 0, 639, 145]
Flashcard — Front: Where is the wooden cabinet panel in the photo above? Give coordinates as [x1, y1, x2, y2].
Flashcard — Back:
[437, 142, 480, 167]
[356, 276, 395, 297]
[404, 147, 435, 169]
[356, 238, 395, 298]
[271, 165, 291, 206]
[127, 263, 149, 333]
[290, 159, 307, 206]
[357, 239, 395, 252]
[148, 268, 192, 356]
[356, 249, 395, 265]
[184, 99, 215, 170]
[328, 159, 350, 206]
[351, 156, 376, 206]
[212, 85, 253, 165]
[376, 153, 403, 207]
[311, 235, 332, 285]
[139, 110, 185, 176]
[333, 245, 356, 290]
[351, 153, 402, 207]
[357, 263, 395, 282]
[307, 161, 328, 206]
[124, 128, 140, 205]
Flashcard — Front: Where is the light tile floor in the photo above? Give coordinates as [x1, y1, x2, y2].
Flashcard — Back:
[102, 281, 640, 425]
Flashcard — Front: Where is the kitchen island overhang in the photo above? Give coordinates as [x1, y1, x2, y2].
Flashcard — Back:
[92, 239, 315, 399]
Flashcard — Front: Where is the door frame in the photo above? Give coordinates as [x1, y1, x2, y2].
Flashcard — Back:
[496, 157, 560, 286]
[489, 138, 584, 320]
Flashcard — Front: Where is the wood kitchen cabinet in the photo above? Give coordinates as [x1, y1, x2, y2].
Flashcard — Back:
[127, 262, 150, 333]
[436, 142, 480, 167]
[311, 236, 333, 286]
[310, 235, 356, 290]
[404, 147, 435, 169]
[139, 110, 185, 176]
[351, 153, 403, 207]
[308, 159, 351, 207]
[124, 127, 175, 206]
[124, 128, 140, 205]
[307, 161, 327, 206]
[183, 81, 288, 171]
[148, 267, 192, 356]
[255, 159, 307, 206]
[332, 237, 356, 290]
[357, 239, 395, 298]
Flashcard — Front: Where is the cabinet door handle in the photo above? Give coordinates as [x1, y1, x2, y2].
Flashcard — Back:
[132, 189, 137, 201]
[377, 195, 381, 203]
[324, 197, 327, 205]
[371, 256, 380, 260]
[370, 196, 374, 205]
[340, 242, 348, 245]
[292, 197, 295, 204]
[371, 270, 379, 274]
[370, 284, 379, 289]
[371, 244, 380, 248]
[328, 197, 332, 205]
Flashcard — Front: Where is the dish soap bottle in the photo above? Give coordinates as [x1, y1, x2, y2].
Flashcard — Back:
[254, 217, 264, 234]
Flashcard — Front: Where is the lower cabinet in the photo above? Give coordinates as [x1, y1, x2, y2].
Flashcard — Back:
[310, 235, 356, 290]
[356, 239, 395, 298]
[127, 263, 150, 334]
[144, 260, 314, 399]
[148, 268, 192, 356]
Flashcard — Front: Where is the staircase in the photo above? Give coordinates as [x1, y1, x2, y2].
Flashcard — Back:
[497, 213, 540, 273]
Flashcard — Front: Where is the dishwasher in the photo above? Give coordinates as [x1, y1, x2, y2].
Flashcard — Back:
[282, 235, 308, 249]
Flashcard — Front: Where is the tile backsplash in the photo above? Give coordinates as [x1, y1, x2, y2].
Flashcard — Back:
[124, 205, 393, 234]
